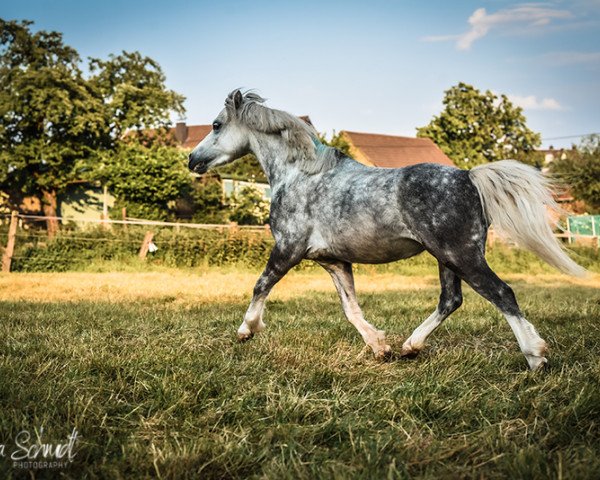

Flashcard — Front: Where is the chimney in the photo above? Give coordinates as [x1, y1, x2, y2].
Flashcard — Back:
[174, 122, 188, 145]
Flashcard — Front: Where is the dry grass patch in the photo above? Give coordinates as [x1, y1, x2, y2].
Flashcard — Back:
[1, 270, 598, 305]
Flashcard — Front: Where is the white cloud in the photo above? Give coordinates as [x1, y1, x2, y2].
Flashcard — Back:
[423, 4, 573, 50]
[508, 94, 563, 111]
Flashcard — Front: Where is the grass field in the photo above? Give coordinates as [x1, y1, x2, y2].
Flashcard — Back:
[1, 268, 599, 479]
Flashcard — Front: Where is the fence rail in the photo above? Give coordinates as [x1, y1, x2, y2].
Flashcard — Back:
[12, 213, 270, 231]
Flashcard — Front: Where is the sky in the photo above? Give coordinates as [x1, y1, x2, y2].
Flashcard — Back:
[1, 0, 599, 148]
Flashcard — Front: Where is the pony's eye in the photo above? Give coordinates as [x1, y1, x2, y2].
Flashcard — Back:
[212, 121, 222, 132]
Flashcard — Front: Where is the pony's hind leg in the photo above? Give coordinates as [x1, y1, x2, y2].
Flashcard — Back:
[319, 261, 391, 360]
[238, 244, 301, 341]
[401, 263, 462, 358]
[453, 254, 548, 370]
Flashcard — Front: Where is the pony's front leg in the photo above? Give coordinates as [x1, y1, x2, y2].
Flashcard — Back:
[238, 245, 301, 341]
[319, 261, 391, 360]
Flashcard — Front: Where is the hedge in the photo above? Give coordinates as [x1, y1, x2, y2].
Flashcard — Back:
[2, 224, 599, 274]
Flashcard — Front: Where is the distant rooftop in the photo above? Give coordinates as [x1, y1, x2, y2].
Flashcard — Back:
[341, 131, 455, 168]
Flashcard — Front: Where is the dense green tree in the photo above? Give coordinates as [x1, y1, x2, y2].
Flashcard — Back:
[101, 143, 190, 220]
[417, 82, 541, 169]
[551, 135, 600, 213]
[0, 19, 105, 235]
[0, 20, 187, 233]
[88, 50, 189, 220]
[89, 51, 185, 145]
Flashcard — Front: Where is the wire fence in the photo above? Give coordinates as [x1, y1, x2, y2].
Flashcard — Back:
[12, 213, 270, 231]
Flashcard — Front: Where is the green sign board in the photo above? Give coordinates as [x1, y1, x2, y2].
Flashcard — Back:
[567, 215, 600, 245]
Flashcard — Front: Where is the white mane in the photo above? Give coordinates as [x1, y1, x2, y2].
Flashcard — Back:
[225, 90, 340, 174]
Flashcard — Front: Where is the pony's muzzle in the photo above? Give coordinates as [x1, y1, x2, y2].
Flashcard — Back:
[188, 152, 207, 174]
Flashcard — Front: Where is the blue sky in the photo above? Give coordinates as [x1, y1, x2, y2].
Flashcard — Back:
[2, 0, 599, 148]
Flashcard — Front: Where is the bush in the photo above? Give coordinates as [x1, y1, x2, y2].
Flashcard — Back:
[8, 225, 275, 272]
[189, 176, 229, 224]
[100, 143, 191, 221]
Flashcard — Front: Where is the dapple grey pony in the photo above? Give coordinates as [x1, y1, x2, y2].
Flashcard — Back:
[188, 90, 584, 371]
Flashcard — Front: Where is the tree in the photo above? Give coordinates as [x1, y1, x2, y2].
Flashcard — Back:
[550, 135, 600, 213]
[0, 20, 188, 234]
[0, 19, 105, 235]
[88, 51, 185, 145]
[88, 50, 188, 220]
[229, 185, 269, 225]
[102, 143, 190, 220]
[417, 82, 541, 169]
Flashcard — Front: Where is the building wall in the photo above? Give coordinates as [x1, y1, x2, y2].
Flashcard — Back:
[341, 132, 374, 167]
[59, 185, 115, 224]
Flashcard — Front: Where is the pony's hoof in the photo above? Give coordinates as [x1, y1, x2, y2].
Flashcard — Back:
[374, 345, 393, 361]
[237, 332, 254, 342]
[525, 341, 548, 371]
[525, 355, 547, 371]
[400, 342, 421, 359]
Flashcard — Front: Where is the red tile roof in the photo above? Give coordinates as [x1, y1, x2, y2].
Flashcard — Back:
[176, 124, 212, 150]
[342, 131, 455, 168]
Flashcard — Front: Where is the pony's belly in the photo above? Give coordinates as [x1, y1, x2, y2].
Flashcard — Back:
[307, 233, 424, 264]
[339, 237, 425, 264]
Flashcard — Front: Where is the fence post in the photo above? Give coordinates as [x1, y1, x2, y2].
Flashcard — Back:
[229, 221, 239, 234]
[487, 228, 496, 249]
[101, 184, 110, 230]
[2, 211, 18, 273]
[139, 231, 154, 260]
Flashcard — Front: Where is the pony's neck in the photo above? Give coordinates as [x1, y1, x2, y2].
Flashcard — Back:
[249, 132, 301, 186]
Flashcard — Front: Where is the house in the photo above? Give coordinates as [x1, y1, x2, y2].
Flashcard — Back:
[340, 131, 455, 168]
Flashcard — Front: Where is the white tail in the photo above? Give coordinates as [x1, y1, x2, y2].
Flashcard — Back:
[469, 160, 585, 277]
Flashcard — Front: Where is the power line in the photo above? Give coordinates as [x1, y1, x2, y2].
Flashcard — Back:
[542, 132, 600, 141]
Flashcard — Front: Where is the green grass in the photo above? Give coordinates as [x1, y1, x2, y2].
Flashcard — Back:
[1, 282, 599, 478]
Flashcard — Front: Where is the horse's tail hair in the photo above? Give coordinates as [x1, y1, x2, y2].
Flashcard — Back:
[469, 160, 586, 277]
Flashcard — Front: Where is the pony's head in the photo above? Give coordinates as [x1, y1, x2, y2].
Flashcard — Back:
[188, 90, 339, 175]
[188, 90, 253, 174]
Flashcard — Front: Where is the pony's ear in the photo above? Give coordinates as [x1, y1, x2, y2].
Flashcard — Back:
[233, 90, 243, 111]
[225, 89, 244, 117]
